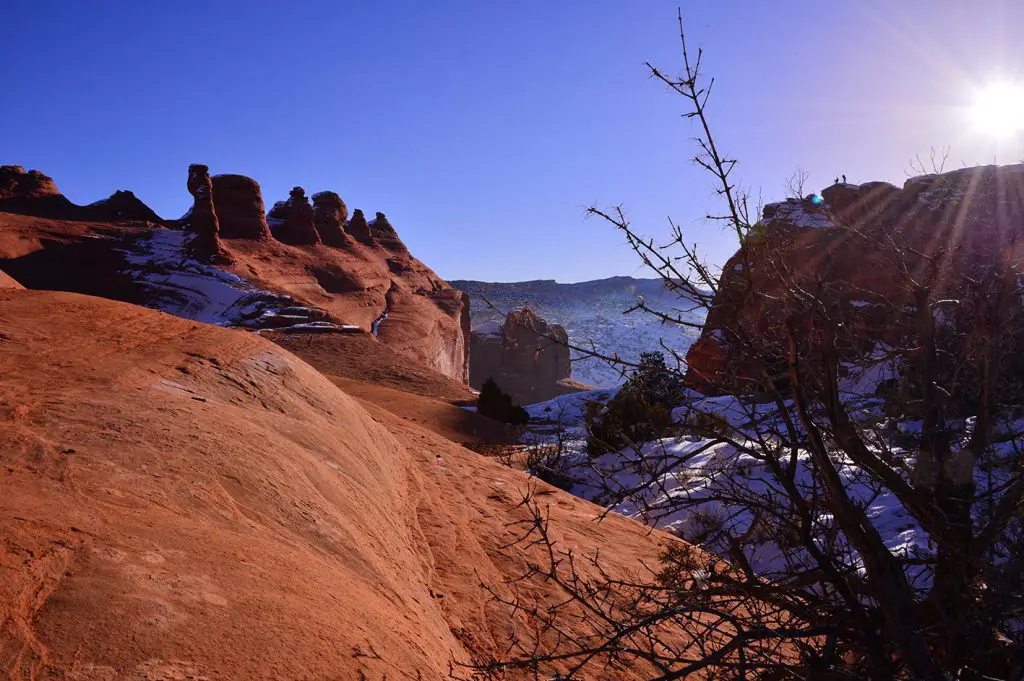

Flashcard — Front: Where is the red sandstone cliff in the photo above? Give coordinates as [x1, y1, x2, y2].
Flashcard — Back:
[685, 164, 1024, 394]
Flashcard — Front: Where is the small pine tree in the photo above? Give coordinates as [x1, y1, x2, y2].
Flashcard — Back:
[477, 378, 529, 425]
[586, 351, 686, 454]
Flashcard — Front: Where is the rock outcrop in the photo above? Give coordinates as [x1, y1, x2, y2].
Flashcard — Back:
[470, 307, 586, 405]
[183, 164, 222, 259]
[211, 174, 272, 240]
[84, 190, 162, 222]
[685, 164, 1024, 394]
[370, 212, 408, 252]
[268, 187, 321, 245]
[0, 165, 63, 203]
[312, 191, 350, 246]
[345, 208, 373, 243]
[1, 162, 473, 384]
[0, 165, 161, 222]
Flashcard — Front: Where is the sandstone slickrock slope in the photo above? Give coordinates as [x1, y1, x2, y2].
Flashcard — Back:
[0, 268, 22, 290]
[0, 163, 472, 383]
[470, 307, 588, 404]
[0, 289, 679, 679]
[686, 164, 1024, 393]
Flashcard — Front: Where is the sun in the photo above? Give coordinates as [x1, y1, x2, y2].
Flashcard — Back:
[969, 81, 1024, 137]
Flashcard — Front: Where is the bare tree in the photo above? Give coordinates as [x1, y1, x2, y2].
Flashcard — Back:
[784, 167, 810, 199]
[473, 10, 1024, 681]
[907, 145, 951, 176]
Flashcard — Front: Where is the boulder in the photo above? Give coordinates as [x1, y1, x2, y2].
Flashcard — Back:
[686, 164, 1024, 394]
[268, 187, 321, 245]
[211, 174, 271, 240]
[345, 208, 373, 244]
[469, 307, 583, 405]
[312, 191, 350, 246]
[184, 164, 222, 260]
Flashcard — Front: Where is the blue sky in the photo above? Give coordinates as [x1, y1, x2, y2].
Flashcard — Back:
[3, 1, 1022, 281]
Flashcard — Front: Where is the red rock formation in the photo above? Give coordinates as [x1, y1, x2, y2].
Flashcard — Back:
[84, 190, 162, 222]
[346, 208, 373, 243]
[268, 187, 321, 245]
[211, 174, 272, 240]
[184, 164, 223, 260]
[470, 307, 586, 404]
[0, 165, 162, 223]
[312, 191, 350, 246]
[370, 212, 408, 252]
[0, 165, 62, 202]
[1, 164, 473, 384]
[685, 165, 1024, 394]
[0, 289, 683, 680]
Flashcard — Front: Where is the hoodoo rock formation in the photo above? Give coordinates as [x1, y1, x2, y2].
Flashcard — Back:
[184, 163, 222, 259]
[685, 164, 1024, 394]
[470, 307, 587, 404]
[210, 174, 272, 240]
[346, 208, 373, 243]
[369, 211, 408, 252]
[312, 190, 350, 246]
[268, 186, 321, 245]
[0, 163, 473, 383]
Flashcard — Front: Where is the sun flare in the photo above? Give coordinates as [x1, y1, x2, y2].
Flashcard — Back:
[969, 81, 1024, 137]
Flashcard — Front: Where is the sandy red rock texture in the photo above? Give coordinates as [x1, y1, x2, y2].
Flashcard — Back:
[0, 290, 681, 680]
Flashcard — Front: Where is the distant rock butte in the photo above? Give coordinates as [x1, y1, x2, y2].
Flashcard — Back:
[470, 307, 589, 404]
[686, 164, 1024, 394]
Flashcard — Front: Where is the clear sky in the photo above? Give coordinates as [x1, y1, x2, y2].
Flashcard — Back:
[3, 1, 1023, 282]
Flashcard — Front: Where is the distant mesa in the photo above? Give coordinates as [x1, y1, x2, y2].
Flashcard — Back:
[268, 187, 321, 245]
[470, 306, 588, 405]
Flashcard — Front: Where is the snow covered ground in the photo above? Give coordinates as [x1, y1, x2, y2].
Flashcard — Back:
[520, 387, 1020, 592]
[116, 229, 353, 332]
